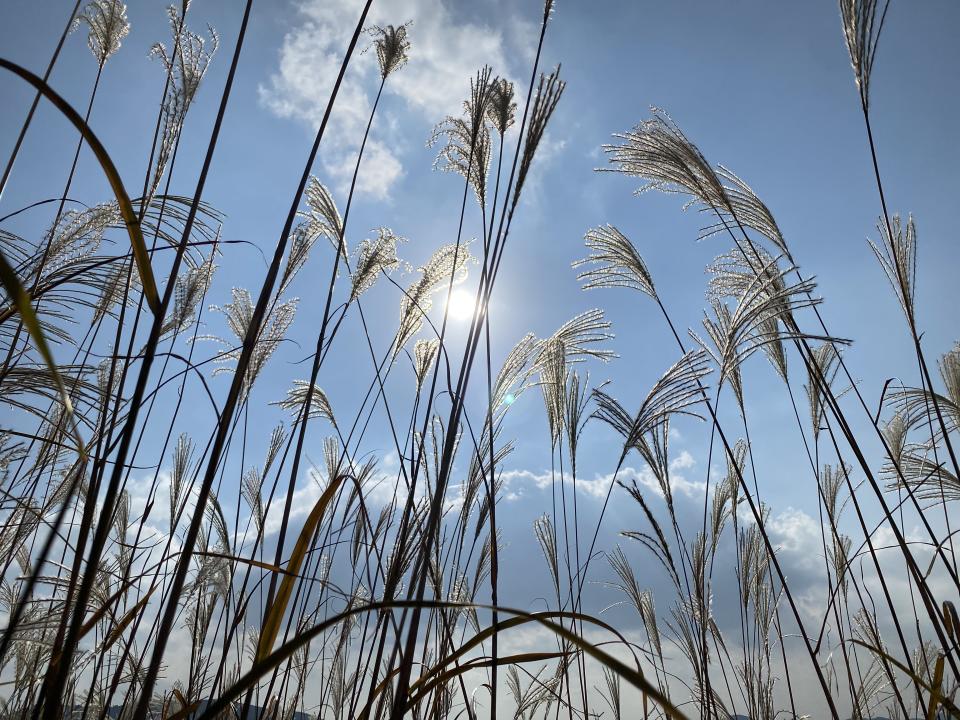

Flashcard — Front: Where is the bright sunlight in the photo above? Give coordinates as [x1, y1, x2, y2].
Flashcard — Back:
[446, 288, 478, 321]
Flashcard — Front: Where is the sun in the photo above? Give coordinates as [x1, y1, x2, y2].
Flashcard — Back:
[447, 288, 478, 322]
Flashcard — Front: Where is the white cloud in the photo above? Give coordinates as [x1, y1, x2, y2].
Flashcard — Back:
[500, 452, 704, 500]
[260, 0, 522, 199]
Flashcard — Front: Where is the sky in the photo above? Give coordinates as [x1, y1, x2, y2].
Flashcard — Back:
[2, 0, 959, 715]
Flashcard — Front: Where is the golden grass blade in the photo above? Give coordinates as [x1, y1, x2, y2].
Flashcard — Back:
[100, 586, 157, 652]
[52, 583, 157, 673]
[77, 581, 130, 640]
[0, 248, 85, 460]
[0, 57, 161, 316]
[163, 689, 199, 720]
[404, 652, 568, 711]
[926, 653, 945, 720]
[850, 639, 960, 719]
[254, 473, 345, 663]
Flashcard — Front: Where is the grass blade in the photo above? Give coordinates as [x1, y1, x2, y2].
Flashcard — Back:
[0, 57, 161, 315]
[254, 473, 346, 662]
[0, 248, 85, 459]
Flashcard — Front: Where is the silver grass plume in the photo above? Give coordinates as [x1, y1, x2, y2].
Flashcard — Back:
[413, 338, 439, 392]
[574, 225, 657, 298]
[74, 0, 129, 66]
[514, 67, 565, 205]
[699, 165, 791, 258]
[45, 466, 82, 512]
[209, 288, 297, 397]
[429, 67, 495, 206]
[805, 342, 842, 440]
[536, 308, 615, 367]
[634, 420, 674, 509]
[272, 380, 337, 428]
[868, 213, 916, 327]
[839, 0, 890, 108]
[690, 532, 709, 618]
[92, 260, 140, 323]
[539, 337, 567, 448]
[112, 489, 129, 545]
[474, 530, 500, 587]
[459, 460, 482, 539]
[620, 484, 683, 592]
[759, 314, 789, 383]
[506, 665, 558, 719]
[707, 248, 808, 327]
[487, 77, 517, 136]
[149, 6, 219, 197]
[152, 6, 219, 109]
[725, 438, 747, 514]
[40, 204, 116, 281]
[533, 514, 560, 597]
[161, 257, 215, 336]
[608, 546, 662, 659]
[694, 301, 746, 409]
[853, 608, 887, 661]
[369, 23, 411, 79]
[304, 177, 345, 258]
[880, 410, 909, 472]
[544, 0, 556, 22]
[264, 423, 286, 477]
[565, 370, 590, 471]
[169, 434, 193, 534]
[593, 349, 712, 453]
[241, 467, 265, 536]
[204, 492, 232, 557]
[603, 108, 727, 213]
[941, 345, 960, 421]
[886, 446, 960, 503]
[709, 471, 735, 555]
[820, 462, 850, 525]
[894, 344, 960, 438]
[600, 667, 622, 720]
[394, 241, 474, 355]
[707, 248, 817, 385]
[349, 227, 404, 301]
[491, 332, 539, 413]
[278, 221, 321, 296]
[470, 448, 512, 540]
[831, 533, 853, 598]
[323, 436, 340, 482]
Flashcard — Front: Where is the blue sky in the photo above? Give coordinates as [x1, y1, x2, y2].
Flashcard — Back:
[2, 0, 959, 714]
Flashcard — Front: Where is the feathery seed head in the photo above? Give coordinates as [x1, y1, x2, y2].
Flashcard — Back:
[272, 381, 337, 427]
[604, 108, 727, 213]
[429, 70, 495, 205]
[575, 224, 656, 298]
[350, 227, 405, 302]
[394, 242, 474, 355]
[868, 213, 916, 326]
[839, 0, 890, 108]
[304, 178, 345, 256]
[369, 23, 411, 79]
[515, 66, 565, 205]
[74, 0, 129, 65]
[413, 338, 440, 392]
[487, 77, 517, 136]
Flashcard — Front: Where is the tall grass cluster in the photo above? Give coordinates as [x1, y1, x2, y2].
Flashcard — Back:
[0, 0, 957, 718]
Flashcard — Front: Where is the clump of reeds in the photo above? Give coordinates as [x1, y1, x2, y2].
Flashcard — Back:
[0, 0, 956, 718]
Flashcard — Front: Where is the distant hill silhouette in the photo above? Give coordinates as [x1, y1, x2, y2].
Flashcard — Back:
[101, 703, 312, 719]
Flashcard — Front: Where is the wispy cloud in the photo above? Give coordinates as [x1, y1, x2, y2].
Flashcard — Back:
[500, 451, 702, 499]
[259, 0, 523, 199]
